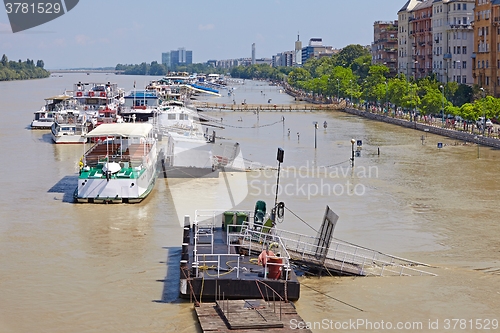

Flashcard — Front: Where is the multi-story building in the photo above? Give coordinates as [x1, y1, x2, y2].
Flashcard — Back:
[273, 51, 294, 67]
[410, 0, 434, 79]
[398, 0, 422, 78]
[372, 21, 399, 76]
[161, 48, 192, 69]
[472, 0, 500, 96]
[433, 0, 474, 84]
[252, 43, 256, 65]
[301, 38, 335, 63]
[295, 34, 302, 66]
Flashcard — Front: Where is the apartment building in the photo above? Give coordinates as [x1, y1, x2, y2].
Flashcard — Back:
[410, 0, 434, 79]
[372, 21, 399, 76]
[473, 0, 500, 96]
[433, 0, 475, 84]
[398, 0, 422, 78]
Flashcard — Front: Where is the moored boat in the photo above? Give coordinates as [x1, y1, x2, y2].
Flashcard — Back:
[50, 109, 94, 144]
[31, 94, 75, 129]
[74, 123, 158, 203]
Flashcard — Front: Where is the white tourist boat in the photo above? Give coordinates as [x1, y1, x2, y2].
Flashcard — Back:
[74, 123, 158, 203]
[120, 90, 163, 122]
[73, 81, 124, 111]
[155, 103, 243, 178]
[31, 94, 76, 129]
[50, 109, 95, 144]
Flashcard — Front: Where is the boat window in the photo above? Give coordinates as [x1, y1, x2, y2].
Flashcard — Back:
[167, 114, 176, 120]
[179, 114, 188, 120]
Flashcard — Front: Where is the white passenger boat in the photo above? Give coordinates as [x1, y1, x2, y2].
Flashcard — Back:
[155, 103, 242, 178]
[50, 109, 94, 144]
[74, 123, 158, 203]
[31, 94, 75, 129]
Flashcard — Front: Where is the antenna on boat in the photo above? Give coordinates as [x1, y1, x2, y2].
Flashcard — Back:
[272, 148, 284, 225]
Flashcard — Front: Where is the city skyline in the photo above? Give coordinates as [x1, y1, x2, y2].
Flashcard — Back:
[0, 0, 402, 69]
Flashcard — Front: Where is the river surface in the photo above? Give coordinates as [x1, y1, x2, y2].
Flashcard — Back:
[1, 74, 499, 333]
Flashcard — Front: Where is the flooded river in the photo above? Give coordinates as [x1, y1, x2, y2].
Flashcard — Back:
[1, 74, 499, 332]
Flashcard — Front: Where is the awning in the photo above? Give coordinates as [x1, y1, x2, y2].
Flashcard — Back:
[85, 123, 153, 138]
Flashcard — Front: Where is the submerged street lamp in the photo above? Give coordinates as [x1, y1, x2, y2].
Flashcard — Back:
[440, 85, 444, 127]
[480, 87, 486, 136]
[350, 139, 356, 166]
[313, 121, 318, 149]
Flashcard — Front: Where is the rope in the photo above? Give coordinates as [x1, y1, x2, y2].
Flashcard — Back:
[218, 119, 284, 129]
[301, 283, 364, 312]
[285, 206, 318, 233]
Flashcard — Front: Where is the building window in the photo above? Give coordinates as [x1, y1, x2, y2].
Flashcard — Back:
[463, 4, 467, 10]
[463, 46, 467, 54]
[463, 61, 466, 69]
[486, 76, 490, 86]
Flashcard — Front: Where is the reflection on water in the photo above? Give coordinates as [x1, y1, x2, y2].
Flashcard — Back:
[1, 76, 499, 332]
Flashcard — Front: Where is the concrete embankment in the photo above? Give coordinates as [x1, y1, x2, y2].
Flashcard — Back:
[343, 107, 500, 149]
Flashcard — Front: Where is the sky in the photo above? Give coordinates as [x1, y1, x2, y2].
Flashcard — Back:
[0, 0, 405, 69]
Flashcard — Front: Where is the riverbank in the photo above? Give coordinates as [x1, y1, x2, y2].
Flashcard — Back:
[341, 107, 500, 149]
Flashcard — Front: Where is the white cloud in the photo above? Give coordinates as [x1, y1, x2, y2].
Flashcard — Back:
[198, 24, 215, 31]
[75, 34, 91, 45]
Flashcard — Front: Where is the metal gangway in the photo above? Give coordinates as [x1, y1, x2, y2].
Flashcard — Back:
[193, 209, 437, 277]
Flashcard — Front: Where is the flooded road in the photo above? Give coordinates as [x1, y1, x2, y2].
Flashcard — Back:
[0, 75, 499, 332]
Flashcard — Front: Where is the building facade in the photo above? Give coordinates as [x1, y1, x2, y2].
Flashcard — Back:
[372, 21, 399, 76]
[273, 51, 294, 67]
[433, 0, 474, 84]
[410, 0, 434, 79]
[472, 0, 500, 96]
[161, 48, 192, 69]
[398, 0, 422, 78]
[301, 38, 334, 63]
[295, 34, 302, 66]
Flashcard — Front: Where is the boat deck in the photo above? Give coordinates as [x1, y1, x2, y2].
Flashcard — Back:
[181, 217, 300, 302]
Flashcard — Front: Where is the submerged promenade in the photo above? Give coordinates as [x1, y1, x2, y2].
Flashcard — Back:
[282, 84, 500, 150]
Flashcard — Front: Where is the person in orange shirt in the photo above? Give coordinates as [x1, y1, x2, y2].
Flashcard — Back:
[257, 247, 275, 277]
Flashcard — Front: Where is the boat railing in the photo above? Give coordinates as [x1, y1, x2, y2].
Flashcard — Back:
[193, 253, 242, 279]
[226, 225, 292, 281]
[269, 227, 436, 276]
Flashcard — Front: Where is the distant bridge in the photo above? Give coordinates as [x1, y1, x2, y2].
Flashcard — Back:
[191, 100, 346, 112]
[49, 69, 125, 74]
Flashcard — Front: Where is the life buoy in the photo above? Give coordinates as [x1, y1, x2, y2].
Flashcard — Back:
[89, 91, 95, 97]
[76, 92, 83, 97]
[100, 92, 106, 97]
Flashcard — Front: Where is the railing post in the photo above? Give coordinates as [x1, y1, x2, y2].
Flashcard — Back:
[236, 255, 240, 279]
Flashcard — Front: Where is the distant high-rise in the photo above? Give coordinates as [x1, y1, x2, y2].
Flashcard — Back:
[295, 32, 302, 66]
[162, 47, 192, 69]
[252, 43, 256, 65]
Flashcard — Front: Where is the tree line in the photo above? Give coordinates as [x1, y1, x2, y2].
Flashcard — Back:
[0, 54, 50, 81]
[231, 44, 499, 123]
[115, 61, 225, 76]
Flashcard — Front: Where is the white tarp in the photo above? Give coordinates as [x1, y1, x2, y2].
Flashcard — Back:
[85, 123, 152, 138]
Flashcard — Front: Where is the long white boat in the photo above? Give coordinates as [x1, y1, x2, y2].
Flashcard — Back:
[31, 94, 75, 129]
[74, 123, 158, 203]
[155, 103, 243, 178]
[51, 109, 95, 144]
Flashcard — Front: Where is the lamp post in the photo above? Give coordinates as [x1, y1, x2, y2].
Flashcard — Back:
[480, 87, 486, 135]
[349, 80, 353, 106]
[440, 85, 444, 127]
[337, 78, 340, 100]
[350, 138, 355, 167]
[313, 121, 318, 149]
[385, 81, 388, 116]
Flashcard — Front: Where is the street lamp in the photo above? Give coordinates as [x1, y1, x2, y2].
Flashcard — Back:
[337, 78, 340, 100]
[385, 81, 388, 116]
[440, 85, 444, 127]
[350, 138, 355, 167]
[349, 80, 353, 106]
[313, 121, 318, 149]
[480, 87, 486, 135]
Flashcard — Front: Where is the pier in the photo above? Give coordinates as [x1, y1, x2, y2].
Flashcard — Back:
[191, 101, 345, 112]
